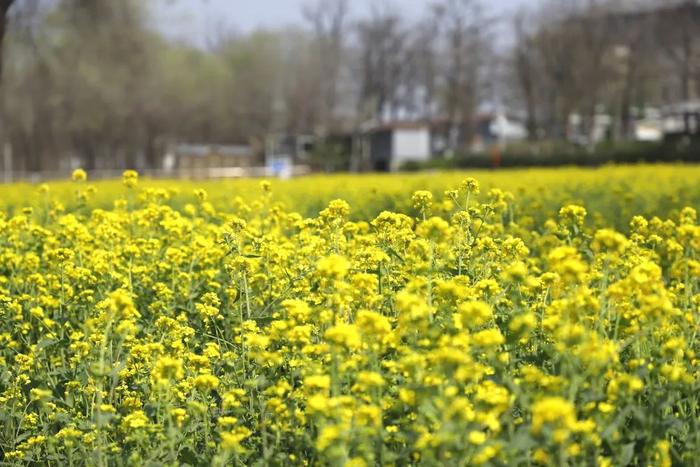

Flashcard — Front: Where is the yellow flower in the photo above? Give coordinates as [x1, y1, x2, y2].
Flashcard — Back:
[468, 430, 487, 445]
[501, 261, 528, 282]
[472, 328, 505, 347]
[412, 190, 433, 213]
[472, 445, 498, 464]
[259, 179, 272, 192]
[56, 427, 82, 447]
[220, 426, 251, 453]
[456, 301, 493, 329]
[304, 374, 331, 392]
[548, 246, 587, 283]
[531, 397, 577, 439]
[592, 228, 628, 254]
[26, 435, 46, 446]
[416, 216, 451, 241]
[170, 408, 187, 427]
[218, 416, 239, 427]
[72, 168, 87, 182]
[317, 254, 350, 280]
[654, 440, 672, 467]
[355, 371, 385, 389]
[325, 323, 361, 350]
[598, 402, 615, 414]
[30, 388, 52, 402]
[194, 188, 208, 202]
[345, 458, 367, 467]
[351, 374, 383, 396]
[460, 177, 480, 195]
[559, 204, 587, 228]
[316, 424, 343, 451]
[356, 309, 393, 345]
[122, 169, 139, 188]
[399, 388, 416, 405]
[193, 374, 220, 391]
[356, 405, 381, 428]
[532, 448, 549, 464]
[509, 312, 537, 339]
[152, 356, 184, 386]
[121, 410, 150, 430]
[222, 389, 246, 409]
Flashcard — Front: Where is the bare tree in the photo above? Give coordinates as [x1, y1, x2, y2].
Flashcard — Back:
[0, 0, 16, 179]
[512, 1, 617, 142]
[356, 2, 410, 122]
[654, 1, 700, 103]
[508, 0, 700, 145]
[511, 9, 539, 139]
[401, 15, 440, 120]
[0, 0, 15, 82]
[432, 0, 491, 152]
[303, 0, 348, 133]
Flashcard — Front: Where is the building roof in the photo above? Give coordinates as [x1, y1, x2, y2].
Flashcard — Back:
[174, 144, 252, 157]
[363, 121, 431, 133]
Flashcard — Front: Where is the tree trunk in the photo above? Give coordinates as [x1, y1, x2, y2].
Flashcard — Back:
[0, 0, 14, 83]
[516, 46, 538, 140]
[0, 1, 15, 178]
[144, 124, 159, 170]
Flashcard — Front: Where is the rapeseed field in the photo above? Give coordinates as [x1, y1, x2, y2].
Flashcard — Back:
[0, 165, 698, 465]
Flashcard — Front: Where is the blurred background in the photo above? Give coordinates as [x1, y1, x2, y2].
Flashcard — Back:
[0, 0, 698, 180]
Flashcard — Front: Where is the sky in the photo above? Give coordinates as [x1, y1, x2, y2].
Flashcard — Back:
[152, 0, 530, 48]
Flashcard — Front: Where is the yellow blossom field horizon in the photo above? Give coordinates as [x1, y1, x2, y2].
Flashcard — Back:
[2, 164, 700, 226]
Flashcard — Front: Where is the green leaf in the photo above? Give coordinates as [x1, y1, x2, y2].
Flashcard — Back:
[618, 442, 636, 466]
[178, 447, 198, 466]
[386, 246, 405, 263]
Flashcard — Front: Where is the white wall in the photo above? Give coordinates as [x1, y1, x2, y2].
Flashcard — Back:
[490, 114, 527, 141]
[391, 128, 431, 170]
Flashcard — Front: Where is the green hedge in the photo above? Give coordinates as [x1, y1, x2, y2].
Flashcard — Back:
[401, 139, 700, 171]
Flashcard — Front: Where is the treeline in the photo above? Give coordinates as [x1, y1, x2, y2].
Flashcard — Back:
[0, 0, 697, 173]
[511, 0, 700, 142]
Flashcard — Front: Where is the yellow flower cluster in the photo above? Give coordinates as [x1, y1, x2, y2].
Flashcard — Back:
[0, 167, 698, 465]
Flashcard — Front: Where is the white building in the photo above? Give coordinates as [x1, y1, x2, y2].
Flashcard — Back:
[365, 122, 432, 171]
